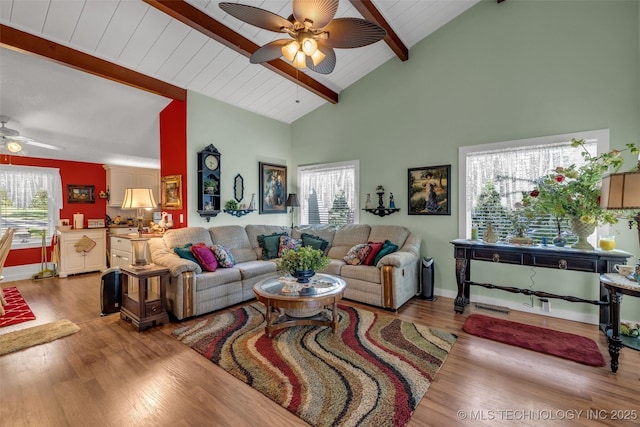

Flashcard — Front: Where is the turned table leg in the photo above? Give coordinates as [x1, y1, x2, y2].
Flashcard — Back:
[454, 257, 469, 313]
[607, 291, 623, 373]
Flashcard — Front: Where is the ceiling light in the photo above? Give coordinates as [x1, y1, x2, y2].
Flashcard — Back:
[293, 51, 307, 69]
[310, 49, 326, 66]
[301, 38, 317, 56]
[281, 41, 300, 62]
[7, 141, 22, 153]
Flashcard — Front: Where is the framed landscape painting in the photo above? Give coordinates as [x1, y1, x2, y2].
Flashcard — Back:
[67, 185, 95, 204]
[259, 162, 287, 214]
[408, 165, 451, 215]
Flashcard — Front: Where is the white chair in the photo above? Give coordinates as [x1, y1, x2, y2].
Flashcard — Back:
[0, 228, 16, 316]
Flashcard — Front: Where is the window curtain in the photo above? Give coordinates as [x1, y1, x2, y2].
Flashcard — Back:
[0, 164, 63, 210]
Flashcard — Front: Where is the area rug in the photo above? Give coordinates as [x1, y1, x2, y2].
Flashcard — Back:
[0, 287, 36, 328]
[463, 314, 605, 367]
[0, 319, 80, 356]
[173, 303, 457, 427]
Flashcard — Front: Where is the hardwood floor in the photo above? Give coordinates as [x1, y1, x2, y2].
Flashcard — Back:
[1, 274, 639, 426]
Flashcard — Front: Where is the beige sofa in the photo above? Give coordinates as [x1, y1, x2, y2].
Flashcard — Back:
[148, 224, 421, 320]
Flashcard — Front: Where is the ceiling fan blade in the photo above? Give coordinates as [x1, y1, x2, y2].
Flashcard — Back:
[219, 3, 291, 32]
[250, 39, 291, 64]
[306, 46, 336, 74]
[25, 140, 65, 151]
[322, 18, 386, 48]
[293, 0, 338, 29]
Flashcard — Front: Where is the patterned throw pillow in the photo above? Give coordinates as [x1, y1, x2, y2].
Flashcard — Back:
[174, 243, 198, 264]
[301, 232, 330, 254]
[373, 240, 399, 265]
[343, 243, 372, 266]
[257, 232, 288, 260]
[190, 242, 218, 272]
[210, 244, 235, 268]
[278, 235, 302, 257]
[364, 241, 384, 266]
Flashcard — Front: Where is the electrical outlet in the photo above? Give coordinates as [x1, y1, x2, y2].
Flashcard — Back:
[540, 298, 550, 312]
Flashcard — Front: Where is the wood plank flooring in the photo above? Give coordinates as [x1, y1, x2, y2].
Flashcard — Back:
[1, 274, 639, 426]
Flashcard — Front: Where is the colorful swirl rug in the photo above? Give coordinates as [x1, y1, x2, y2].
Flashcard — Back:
[173, 303, 456, 427]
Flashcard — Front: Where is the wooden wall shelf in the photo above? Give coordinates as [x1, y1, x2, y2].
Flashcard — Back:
[197, 210, 221, 222]
[364, 208, 400, 217]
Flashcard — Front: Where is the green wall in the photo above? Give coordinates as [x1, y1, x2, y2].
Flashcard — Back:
[187, 91, 292, 227]
[291, 0, 640, 321]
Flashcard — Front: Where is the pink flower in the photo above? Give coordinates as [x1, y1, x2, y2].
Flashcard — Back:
[530, 189, 539, 197]
[554, 174, 565, 183]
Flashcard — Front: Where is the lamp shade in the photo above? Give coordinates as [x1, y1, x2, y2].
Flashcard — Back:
[285, 193, 300, 207]
[600, 170, 640, 210]
[121, 188, 157, 209]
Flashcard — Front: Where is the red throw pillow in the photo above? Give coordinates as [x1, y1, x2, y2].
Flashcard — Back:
[190, 242, 218, 272]
[364, 241, 384, 266]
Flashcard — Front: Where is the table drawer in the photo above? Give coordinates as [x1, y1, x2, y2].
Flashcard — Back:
[531, 255, 597, 272]
[111, 236, 132, 252]
[145, 300, 163, 316]
[471, 249, 523, 265]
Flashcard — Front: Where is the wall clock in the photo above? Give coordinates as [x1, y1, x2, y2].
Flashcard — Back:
[197, 144, 221, 221]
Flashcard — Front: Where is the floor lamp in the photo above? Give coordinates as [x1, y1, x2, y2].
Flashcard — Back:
[121, 188, 157, 266]
[285, 193, 300, 229]
[600, 160, 640, 279]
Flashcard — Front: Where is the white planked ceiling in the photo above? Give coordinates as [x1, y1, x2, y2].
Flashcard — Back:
[0, 0, 480, 166]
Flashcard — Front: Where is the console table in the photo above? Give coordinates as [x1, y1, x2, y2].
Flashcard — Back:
[451, 239, 632, 315]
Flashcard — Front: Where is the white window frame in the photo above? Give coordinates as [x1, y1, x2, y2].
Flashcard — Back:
[458, 129, 610, 240]
[297, 160, 360, 225]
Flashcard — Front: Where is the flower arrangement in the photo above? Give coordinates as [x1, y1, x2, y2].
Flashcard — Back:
[522, 139, 638, 226]
[276, 245, 330, 275]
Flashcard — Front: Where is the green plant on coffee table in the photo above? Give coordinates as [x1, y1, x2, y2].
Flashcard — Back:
[224, 200, 239, 210]
[277, 245, 330, 275]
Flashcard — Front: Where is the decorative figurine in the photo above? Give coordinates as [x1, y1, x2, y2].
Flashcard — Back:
[364, 193, 373, 209]
[248, 193, 256, 210]
[389, 193, 396, 209]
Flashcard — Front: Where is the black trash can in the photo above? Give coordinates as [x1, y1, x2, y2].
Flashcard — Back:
[101, 267, 122, 316]
[421, 257, 435, 300]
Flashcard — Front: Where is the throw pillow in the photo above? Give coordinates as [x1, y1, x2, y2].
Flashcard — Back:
[364, 241, 384, 266]
[190, 242, 218, 272]
[343, 243, 371, 266]
[278, 235, 302, 257]
[174, 243, 198, 264]
[257, 232, 288, 260]
[210, 244, 235, 268]
[301, 232, 330, 254]
[374, 240, 399, 265]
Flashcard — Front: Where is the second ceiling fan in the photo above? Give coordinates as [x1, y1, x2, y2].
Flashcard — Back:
[219, 0, 386, 74]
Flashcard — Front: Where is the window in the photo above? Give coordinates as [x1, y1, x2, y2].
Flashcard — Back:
[459, 129, 609, 244]
[297, 160, 359, 225]
[0, 165, 63, 248]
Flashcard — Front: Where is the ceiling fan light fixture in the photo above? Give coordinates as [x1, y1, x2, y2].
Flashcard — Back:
[293, 51, 307, 69]
[7, 141, 22, 153]
[301, 37, 318, 56]
[310, 49, 326, 66]
[282, 40, 300, 62]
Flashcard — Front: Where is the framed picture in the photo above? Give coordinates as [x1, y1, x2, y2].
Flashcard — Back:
[67, 185, 95, 204]
[408, 165, 451, 215]
[161, 174, 183, 210]
[259, 162, 287, 214]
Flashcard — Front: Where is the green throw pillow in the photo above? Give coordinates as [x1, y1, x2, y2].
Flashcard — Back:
[373, 240, 399, 265]
[174, 243, 198, 264]
[257, 232, 288, 260]
[301, 233, 329, 254]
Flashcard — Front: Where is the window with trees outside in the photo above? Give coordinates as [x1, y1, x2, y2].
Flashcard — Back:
[0, 165, 63, 248]
[458, 129, 609, 246]
[297, 160, 359, 225]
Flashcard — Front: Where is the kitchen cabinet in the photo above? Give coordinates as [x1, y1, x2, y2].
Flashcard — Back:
[104, 165, 159, 207]
[57, 229, 107, 278]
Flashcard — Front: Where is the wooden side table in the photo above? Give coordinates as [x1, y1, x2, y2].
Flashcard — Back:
[599, 273, 640, 373]
[120, 264, 170, 331]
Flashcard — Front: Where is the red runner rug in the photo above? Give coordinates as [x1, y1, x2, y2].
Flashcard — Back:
[173, 303, 457, 427]
[0, 287, 36, 328]
[463, 314, 605, 367]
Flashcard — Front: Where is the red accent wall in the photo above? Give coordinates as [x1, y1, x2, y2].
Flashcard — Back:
[159, 99, 188, 228]
[1, 155, 108, 267]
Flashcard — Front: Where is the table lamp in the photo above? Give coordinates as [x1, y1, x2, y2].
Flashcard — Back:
[121, 188, 157, 266]
[285, 193, 300, 229]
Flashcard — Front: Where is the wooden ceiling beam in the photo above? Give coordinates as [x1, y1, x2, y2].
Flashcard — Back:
[349, 0, 408, 61]
[144, 0, 338, 104]
[0, 24, 186, 101]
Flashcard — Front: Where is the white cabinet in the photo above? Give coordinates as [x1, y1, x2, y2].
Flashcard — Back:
[111, 235, 134, 268]
[104, 165, 160, 207]
[57, 229, 107, 278]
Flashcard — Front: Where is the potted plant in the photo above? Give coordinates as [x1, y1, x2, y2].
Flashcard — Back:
[277, 246, 330, 283]
[522, 139, 638, 249]
[224, 200, 239, 210]
[204, 180, 218, 194]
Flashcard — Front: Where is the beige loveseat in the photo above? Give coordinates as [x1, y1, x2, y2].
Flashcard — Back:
[148, 224, 421, 320]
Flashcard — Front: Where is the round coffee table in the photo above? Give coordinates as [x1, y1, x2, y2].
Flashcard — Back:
[253, 274, 346, 338]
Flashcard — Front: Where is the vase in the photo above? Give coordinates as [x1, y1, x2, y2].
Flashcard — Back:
[569, 217, 596, 250]
[292, 269, 315, 283]
[484, 223, 498, 243]
[552, 234, 567, 247]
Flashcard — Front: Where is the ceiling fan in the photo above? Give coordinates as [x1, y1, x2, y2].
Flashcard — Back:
[219, 0, 386, 74]
[0, 115, 64, 154]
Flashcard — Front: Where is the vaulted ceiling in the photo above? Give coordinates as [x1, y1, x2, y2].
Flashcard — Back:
[0, 0, 480, 166]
